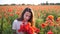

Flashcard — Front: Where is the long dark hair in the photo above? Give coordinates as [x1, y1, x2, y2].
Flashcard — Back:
[17, 7, 34, 26]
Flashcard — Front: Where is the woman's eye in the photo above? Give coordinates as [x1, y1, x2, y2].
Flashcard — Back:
[26, 15, 28, 16]
[26, 15, 30, 17]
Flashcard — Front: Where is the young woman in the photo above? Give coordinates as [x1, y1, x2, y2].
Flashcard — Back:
[12, 7, 35, 34]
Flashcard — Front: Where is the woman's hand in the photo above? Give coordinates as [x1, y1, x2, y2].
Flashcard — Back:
[34, 33, 37, 34]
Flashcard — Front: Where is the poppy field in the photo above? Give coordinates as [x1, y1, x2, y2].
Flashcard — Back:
[0, 5, 60, 34]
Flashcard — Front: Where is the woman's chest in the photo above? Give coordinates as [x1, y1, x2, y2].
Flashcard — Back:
[16, 21, 27, 30]
[16, 22, 22, 30]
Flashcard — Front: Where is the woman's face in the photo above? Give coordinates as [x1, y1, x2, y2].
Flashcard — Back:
[23, 11, 31, 21]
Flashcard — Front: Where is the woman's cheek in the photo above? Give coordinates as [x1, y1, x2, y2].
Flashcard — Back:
[24, 16, 29, 20]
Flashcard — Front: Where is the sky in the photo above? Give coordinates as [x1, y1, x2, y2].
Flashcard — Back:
[0, 0, 60, 5]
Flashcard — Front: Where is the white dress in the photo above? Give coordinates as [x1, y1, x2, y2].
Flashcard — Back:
[12, 19, 36, 34]
[12, 19, 25, 34]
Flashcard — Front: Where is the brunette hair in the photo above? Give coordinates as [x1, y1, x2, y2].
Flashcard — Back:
[17, 7, 34, 26]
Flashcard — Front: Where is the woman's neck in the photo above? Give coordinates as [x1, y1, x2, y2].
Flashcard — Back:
[22, 20, 28, 25]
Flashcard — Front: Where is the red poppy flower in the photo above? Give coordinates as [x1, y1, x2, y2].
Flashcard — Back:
[32, 26, 40, 33]
[56, 17, 60, 22]
[8, 8, 13, 12]
[2, 7, 6, 11]
[15, 11, 20, 15]
[47, 30, 53, 34]
[49, 22, 55, 26]
[47, 15, 54, 20]
[41, 23, 47, 28]
[18, 22, 40, 34]
[9, 13, 14, 16]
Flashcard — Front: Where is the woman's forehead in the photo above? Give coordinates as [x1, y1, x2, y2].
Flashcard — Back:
[25, 12, 31, 15]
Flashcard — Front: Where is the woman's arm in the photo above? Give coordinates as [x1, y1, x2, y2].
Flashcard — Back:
[34, 32, 37, 34]
[12, 20, 17, 34]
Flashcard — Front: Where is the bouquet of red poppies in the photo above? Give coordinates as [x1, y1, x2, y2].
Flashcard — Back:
[18, 22, 40, 34]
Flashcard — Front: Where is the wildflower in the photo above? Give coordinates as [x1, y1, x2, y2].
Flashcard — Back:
[47, 15, 54, 20]
[9, 13, 14, 16]
[8, 8, 13, 12]
[47, 30, 53, 34]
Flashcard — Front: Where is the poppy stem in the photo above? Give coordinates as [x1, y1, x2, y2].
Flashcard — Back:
[0, 12, 4, 34]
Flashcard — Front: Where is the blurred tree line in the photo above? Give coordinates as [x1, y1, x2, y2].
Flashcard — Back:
[0, 1, 60, 6]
